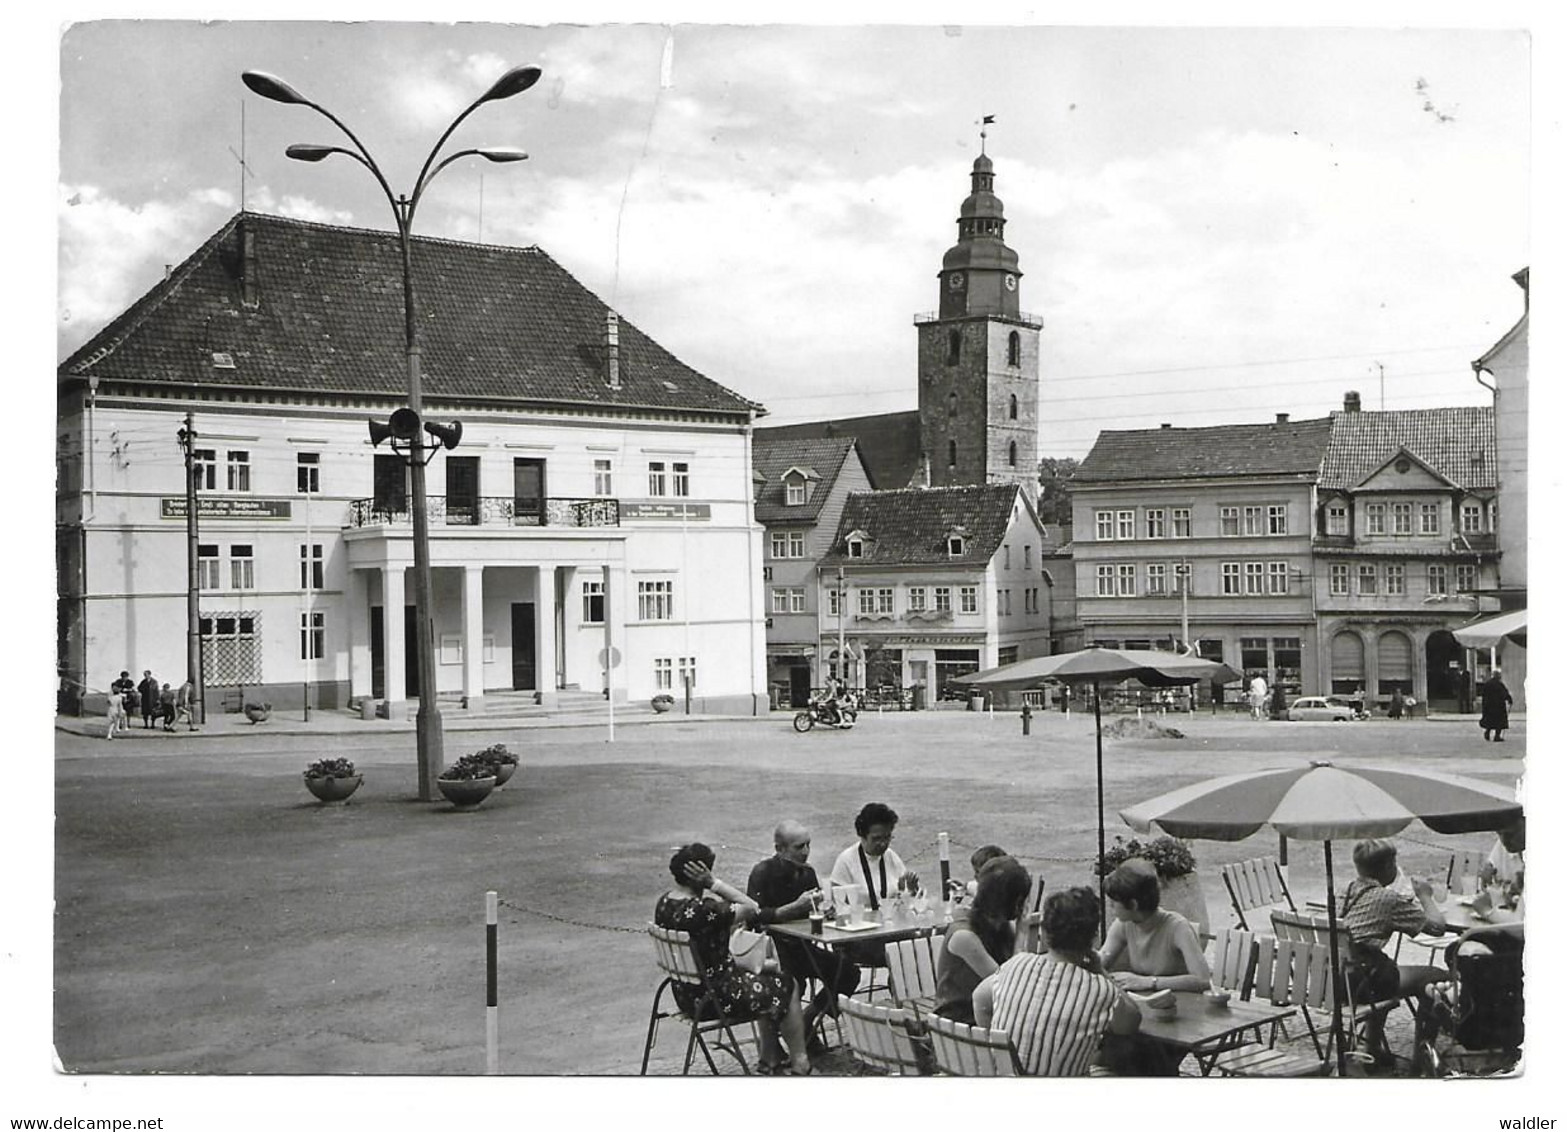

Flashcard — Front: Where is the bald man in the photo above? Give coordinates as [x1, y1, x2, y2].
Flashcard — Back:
[748, 820, 860, 1032]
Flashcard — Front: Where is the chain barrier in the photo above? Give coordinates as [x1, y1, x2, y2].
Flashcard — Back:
[495, 894, 644, 936]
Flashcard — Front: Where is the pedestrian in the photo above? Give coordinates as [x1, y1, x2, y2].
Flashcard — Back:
[1479, 671, 1513, 742]
[1270, 682, 1288, 721]
[159, 683, 177, 731]
[176, 680, 197, 731]
[1388, 690, 1404, 720]
[137, 670, 160, 729]
[103, 692, 127, 740]
[1248, 674, 1268, 721]
[110, 670, 135, 735]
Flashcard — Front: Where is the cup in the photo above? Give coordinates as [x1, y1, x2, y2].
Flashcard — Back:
[1430, 878, 1449, 904]
[809, 912, 824, 936]
[847, 900, 863, 927]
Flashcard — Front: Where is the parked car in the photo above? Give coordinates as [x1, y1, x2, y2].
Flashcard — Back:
[1325, 695, 1371, 720]
[1287, 696, 1358, 722]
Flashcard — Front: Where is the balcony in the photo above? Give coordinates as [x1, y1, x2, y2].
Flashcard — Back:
[348, 496, 620, 530]
[912, 310, 1044, 328]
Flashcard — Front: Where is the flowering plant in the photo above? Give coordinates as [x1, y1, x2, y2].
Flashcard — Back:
[439, 757, 497, 781]
[1092, 835, 1196, 880]
[303, 757, 357, 781]
[468, 743, 518, 768]
[651, 693, 675, 706]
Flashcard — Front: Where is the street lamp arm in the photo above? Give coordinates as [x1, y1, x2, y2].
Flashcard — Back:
[295, 102, 403, 222]
[415, 148, 530, 207]
[409, 64, 540, 217]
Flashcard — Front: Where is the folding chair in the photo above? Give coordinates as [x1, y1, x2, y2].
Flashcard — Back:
[1268, 910, 1403, 1064]
[886, 934, 939, 1015]
[1220, 856, 1295, 930]
[1212, 936, 1333, 1077]
[1207, 928, 1258, 997]
[837, 995, 924, 1076]
[640, 924, 760, 1075]
[926, 1014, 1022, 1076]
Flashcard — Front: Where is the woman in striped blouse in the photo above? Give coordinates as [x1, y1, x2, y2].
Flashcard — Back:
[974, 886, 1141, 1076]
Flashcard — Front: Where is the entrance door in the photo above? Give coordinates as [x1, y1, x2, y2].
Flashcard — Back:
[513, 458, 546, 526]
[403, 605, 421, 697]
[789, 664, 812, 708]
[446, 456, 479, 525]
[370, 605, 385, 698]
[511, 603, 536, 690]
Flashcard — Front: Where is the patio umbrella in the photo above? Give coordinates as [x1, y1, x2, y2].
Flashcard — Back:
[958, 647, 1242, 929]
[1452, 608, 1527, 649]
[1120, 760, 1522, 1074]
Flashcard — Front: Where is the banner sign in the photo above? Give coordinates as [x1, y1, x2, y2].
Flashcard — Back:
[621, 501, 711, 522]
[161, 498, 293, 520]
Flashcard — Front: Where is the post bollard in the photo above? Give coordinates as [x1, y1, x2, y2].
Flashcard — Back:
[1022, 701, 1032, 735]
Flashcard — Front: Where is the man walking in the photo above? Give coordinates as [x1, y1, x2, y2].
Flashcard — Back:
[137, 670, 160, 729]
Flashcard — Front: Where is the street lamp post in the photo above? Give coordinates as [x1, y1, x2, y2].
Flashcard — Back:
[243, 65, 540, 801]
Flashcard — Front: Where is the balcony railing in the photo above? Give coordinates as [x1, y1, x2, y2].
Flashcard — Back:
[348, 496, 620, 530]
[913, 309, 1044, 328]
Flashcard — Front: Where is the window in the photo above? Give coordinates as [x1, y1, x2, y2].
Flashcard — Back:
[875, 588, 894, 615]
[1268, 561, 1289, 595]
[1326, 504, 1348, 535]
[1147, 563, 1167, 594]
[1003, 545, 1011, 569]
[947, 535, 965, 556]
[959, 586, 978, 614]
[947, 440, 957, 469]
[1366, 503, 1386, 535]
[192, 448, 216, 491]
[1003, 589, 1013, 615]
[1268, 505, 1288, 535]
[1392, 502, 1413, 536]
[637, 580, 673, 621]
[1023, 545, 1032, 570]
[653, 658, 673, 691]
[1172, 508, 1192, 538]
[997, 588, 1006, 614]
[847, 537, 864, 559]
[1244, 506, 1265, 536]
[785, 478, 806, 505]
[1245, 562, 1265, 595]
[1221, 562, 1241, 595]
[198, 544, 220, 590]
[1456, 563, 1477, 592]
[300, 611, 325, 661]
[1145, 509, 1166, 539]
[300, 544, 323, 590]
[769, 531, 786, 558]
[947, 330, 962, 366]
[647, 461, 667, 496]
[1096, 565, 1116, 598]
[296, 452, 320, 494]
[857, 589, 877, 616]
[678, 657, 697, 691]
[226, 450, 251, 492]
[229, 544, 254, 590]
[826, 587, 842, 618]
[1173, 562, 1192, 594]
[1116, 511, 1134, 540]
[200, 613, 261, 685]
[672, 462, 690, 497]
[1460, 503, 1483, 533]
[1116, 564, 1136, 596]
[1385, 563, 1406, 595]
[1220, 506, 1240, 537]
[582, 580, 605, 624]
[1008, 440, 1018, 467]
[907, 586, 928, 612]
[1427, 564, 1448, 595]
[1008, 332, 1021, 368]
[933, 587, 952, 613]
[1095, 511, 1115, 541]
[1420, 503, 1440, 535]
[771, 587, 805, 613]
[1240, 637, 1269, 673]
[770, 530, 807, 559]
[1358, 563, 1378, 595]
[1330, 563, 1349, 596]
[593, 459, 613, 497]
[1008, 393, 1018, 420]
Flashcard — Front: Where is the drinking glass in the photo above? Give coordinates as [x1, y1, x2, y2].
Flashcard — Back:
[1430, 878, 1449, 904]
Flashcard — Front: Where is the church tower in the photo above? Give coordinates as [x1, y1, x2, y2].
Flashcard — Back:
[916, 153, 1041, 499]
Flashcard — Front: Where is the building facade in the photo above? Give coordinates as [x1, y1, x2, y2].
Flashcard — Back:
[752, 436, 873, 707]
[814, 483, 1051, 700]
[57, 213, 768, 717]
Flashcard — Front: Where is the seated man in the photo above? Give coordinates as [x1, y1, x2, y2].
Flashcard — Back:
[747, 820, 859, 1032]
[1339, 838, 1449, 1067]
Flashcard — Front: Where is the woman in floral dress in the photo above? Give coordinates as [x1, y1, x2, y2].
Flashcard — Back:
[655, 842, 811, 1075]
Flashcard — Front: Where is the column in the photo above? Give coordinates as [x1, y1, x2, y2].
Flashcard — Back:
[347, 568, 372, 701]
[384, 565, 407, 718]
[534, 566, 557, 707]
[461, 565, 485, 713]
[605, 562, 628, 704]
[559, 566, 578, 690]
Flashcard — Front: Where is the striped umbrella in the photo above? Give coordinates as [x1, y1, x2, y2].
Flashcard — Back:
[1120, 760, 1522, 1073]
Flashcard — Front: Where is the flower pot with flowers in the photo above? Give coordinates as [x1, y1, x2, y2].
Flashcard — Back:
[651, 693, 675, 714]
[245, 701, 273, 724]
[436, 757, 498, 808]
[1093, 835, 1209, 937]
[468, 743, 519, 787]
[303, 757, 363, 804]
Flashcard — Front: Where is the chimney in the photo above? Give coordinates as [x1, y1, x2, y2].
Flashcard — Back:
[164, 264, 173, 280]
[1343, 390, 1361, 413]
[240, 223, 259, 309]
[1275, 412, 1290, 424]
[604, 311, 621, 390]
[1160, 423, 1172, 429]
[920, 452, 932, 489]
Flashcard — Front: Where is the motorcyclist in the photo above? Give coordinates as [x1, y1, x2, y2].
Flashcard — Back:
[820, 677, 843, 726]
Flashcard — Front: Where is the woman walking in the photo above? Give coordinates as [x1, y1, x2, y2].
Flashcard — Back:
[1479, 671, 1514, 742]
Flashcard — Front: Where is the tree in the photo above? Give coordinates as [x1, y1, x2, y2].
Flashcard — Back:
[1036, 457, 1079, 526]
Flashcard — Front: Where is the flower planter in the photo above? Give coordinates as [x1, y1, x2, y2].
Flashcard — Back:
[245, 704, 272, 724]
[436, 775, 497, 808]
[304, 774, 363, 804]
[491, 762, 517, 788]
[651, 698, 674, 714]
[1159, 871, 1210, 939]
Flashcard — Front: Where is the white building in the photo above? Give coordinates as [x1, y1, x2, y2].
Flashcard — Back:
[57, 213, 767, 717]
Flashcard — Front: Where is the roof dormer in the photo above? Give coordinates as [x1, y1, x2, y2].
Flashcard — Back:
[945, 525, 970, 557]
[782, 465, 820, 506]
[845, 528, 871, 559]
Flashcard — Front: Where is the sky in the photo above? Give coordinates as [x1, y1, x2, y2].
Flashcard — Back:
[55, 19, 1533, 457]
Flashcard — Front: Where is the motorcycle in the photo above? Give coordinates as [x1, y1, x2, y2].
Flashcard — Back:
[793, 700, 857, 732]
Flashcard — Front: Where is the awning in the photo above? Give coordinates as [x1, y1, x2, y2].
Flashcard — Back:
[1452, 608, 1527, 649]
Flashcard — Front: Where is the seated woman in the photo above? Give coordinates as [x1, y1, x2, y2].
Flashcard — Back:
[974, 886, 1141, 1076]
[654, 842, 811, 1075]
[1096, 859, 1213, 1075]
[934, 856, 1032, 1024]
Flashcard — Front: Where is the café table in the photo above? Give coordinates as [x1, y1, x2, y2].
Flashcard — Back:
[1132, 991, 1297, 1077]
[1438, 895, 1523, 935]
[765, 908, 950, 1021]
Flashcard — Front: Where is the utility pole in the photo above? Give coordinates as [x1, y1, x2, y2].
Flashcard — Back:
[837, 565, 847, 689]
[176, 413, 205, 725]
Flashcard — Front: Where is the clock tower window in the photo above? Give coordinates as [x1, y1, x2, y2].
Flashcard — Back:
[1008, 332, 1021, 367]
[1008, 440, 1018, 468]
[1008, 393, 1018, 420]
[947, 331, 962, 366]
[947, 440, 958, 469]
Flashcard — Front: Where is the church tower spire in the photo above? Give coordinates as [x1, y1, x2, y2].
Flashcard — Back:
[916, 152, 1042, 498]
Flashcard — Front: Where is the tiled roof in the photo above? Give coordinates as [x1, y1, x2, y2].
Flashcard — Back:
[751, 436, 862, 524]
[1075, 418, 1333, 483]
[819, 483, 1025, 567]
[59, 212, 759, 417]
[1040, 523, 1073, 554]
[1319, 407, 1495, 492]
[755, 410, 923, 491]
